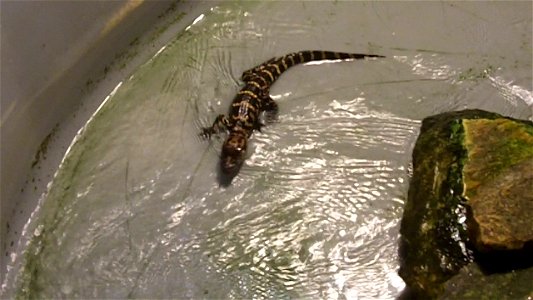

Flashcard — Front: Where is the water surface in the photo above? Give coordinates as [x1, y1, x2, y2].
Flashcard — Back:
[4, 1, 532, 299]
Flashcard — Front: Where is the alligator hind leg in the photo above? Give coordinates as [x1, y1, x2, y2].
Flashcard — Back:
[263, 96, 278, 113]
[200, 114, 231, 138]
[241, 69, 254, 82]
[241, 57, 277, 81]
[262, 96, 279, 123]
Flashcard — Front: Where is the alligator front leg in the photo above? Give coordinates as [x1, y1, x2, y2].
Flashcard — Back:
[200, 114, 231, 138]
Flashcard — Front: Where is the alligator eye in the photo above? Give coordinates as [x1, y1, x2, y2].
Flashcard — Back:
[223, 134, 247, 156]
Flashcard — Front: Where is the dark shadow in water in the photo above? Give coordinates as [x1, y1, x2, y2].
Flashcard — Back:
[216, 163, 239, 187]
[475, 242, 533, 274]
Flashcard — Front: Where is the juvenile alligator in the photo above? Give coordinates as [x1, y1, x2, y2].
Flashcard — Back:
[201, 50, 384, 177]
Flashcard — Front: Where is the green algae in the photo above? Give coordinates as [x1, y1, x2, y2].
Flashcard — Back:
[463, 118, 533, 197]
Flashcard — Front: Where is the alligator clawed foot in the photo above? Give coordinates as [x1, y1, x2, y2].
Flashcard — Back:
[199, 127, 215, 139]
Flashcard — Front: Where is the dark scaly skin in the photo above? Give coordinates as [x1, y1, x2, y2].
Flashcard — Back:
[201, 50, 385, 177]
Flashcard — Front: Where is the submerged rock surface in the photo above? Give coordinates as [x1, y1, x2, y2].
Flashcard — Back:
[440, 262, 533, 300]
[399, 109, 533, 298]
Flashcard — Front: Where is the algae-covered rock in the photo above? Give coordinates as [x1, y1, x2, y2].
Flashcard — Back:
[462, 119, 533, 251]
[399, 109, 533, 298]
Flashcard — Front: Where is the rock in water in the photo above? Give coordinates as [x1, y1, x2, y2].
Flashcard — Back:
[462, 118, 533, 251]
[399, 109, 533, 298]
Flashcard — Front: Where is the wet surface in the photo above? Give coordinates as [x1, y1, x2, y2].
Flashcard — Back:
[2, 1, 531, 298]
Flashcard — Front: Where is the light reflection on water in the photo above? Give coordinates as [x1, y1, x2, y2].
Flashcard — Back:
[4, 1, 531, 299]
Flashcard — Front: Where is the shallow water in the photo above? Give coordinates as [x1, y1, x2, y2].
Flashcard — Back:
[4, 1, 532, 299]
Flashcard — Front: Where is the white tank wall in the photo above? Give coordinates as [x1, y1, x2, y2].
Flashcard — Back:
[0, 0, 216, 284]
